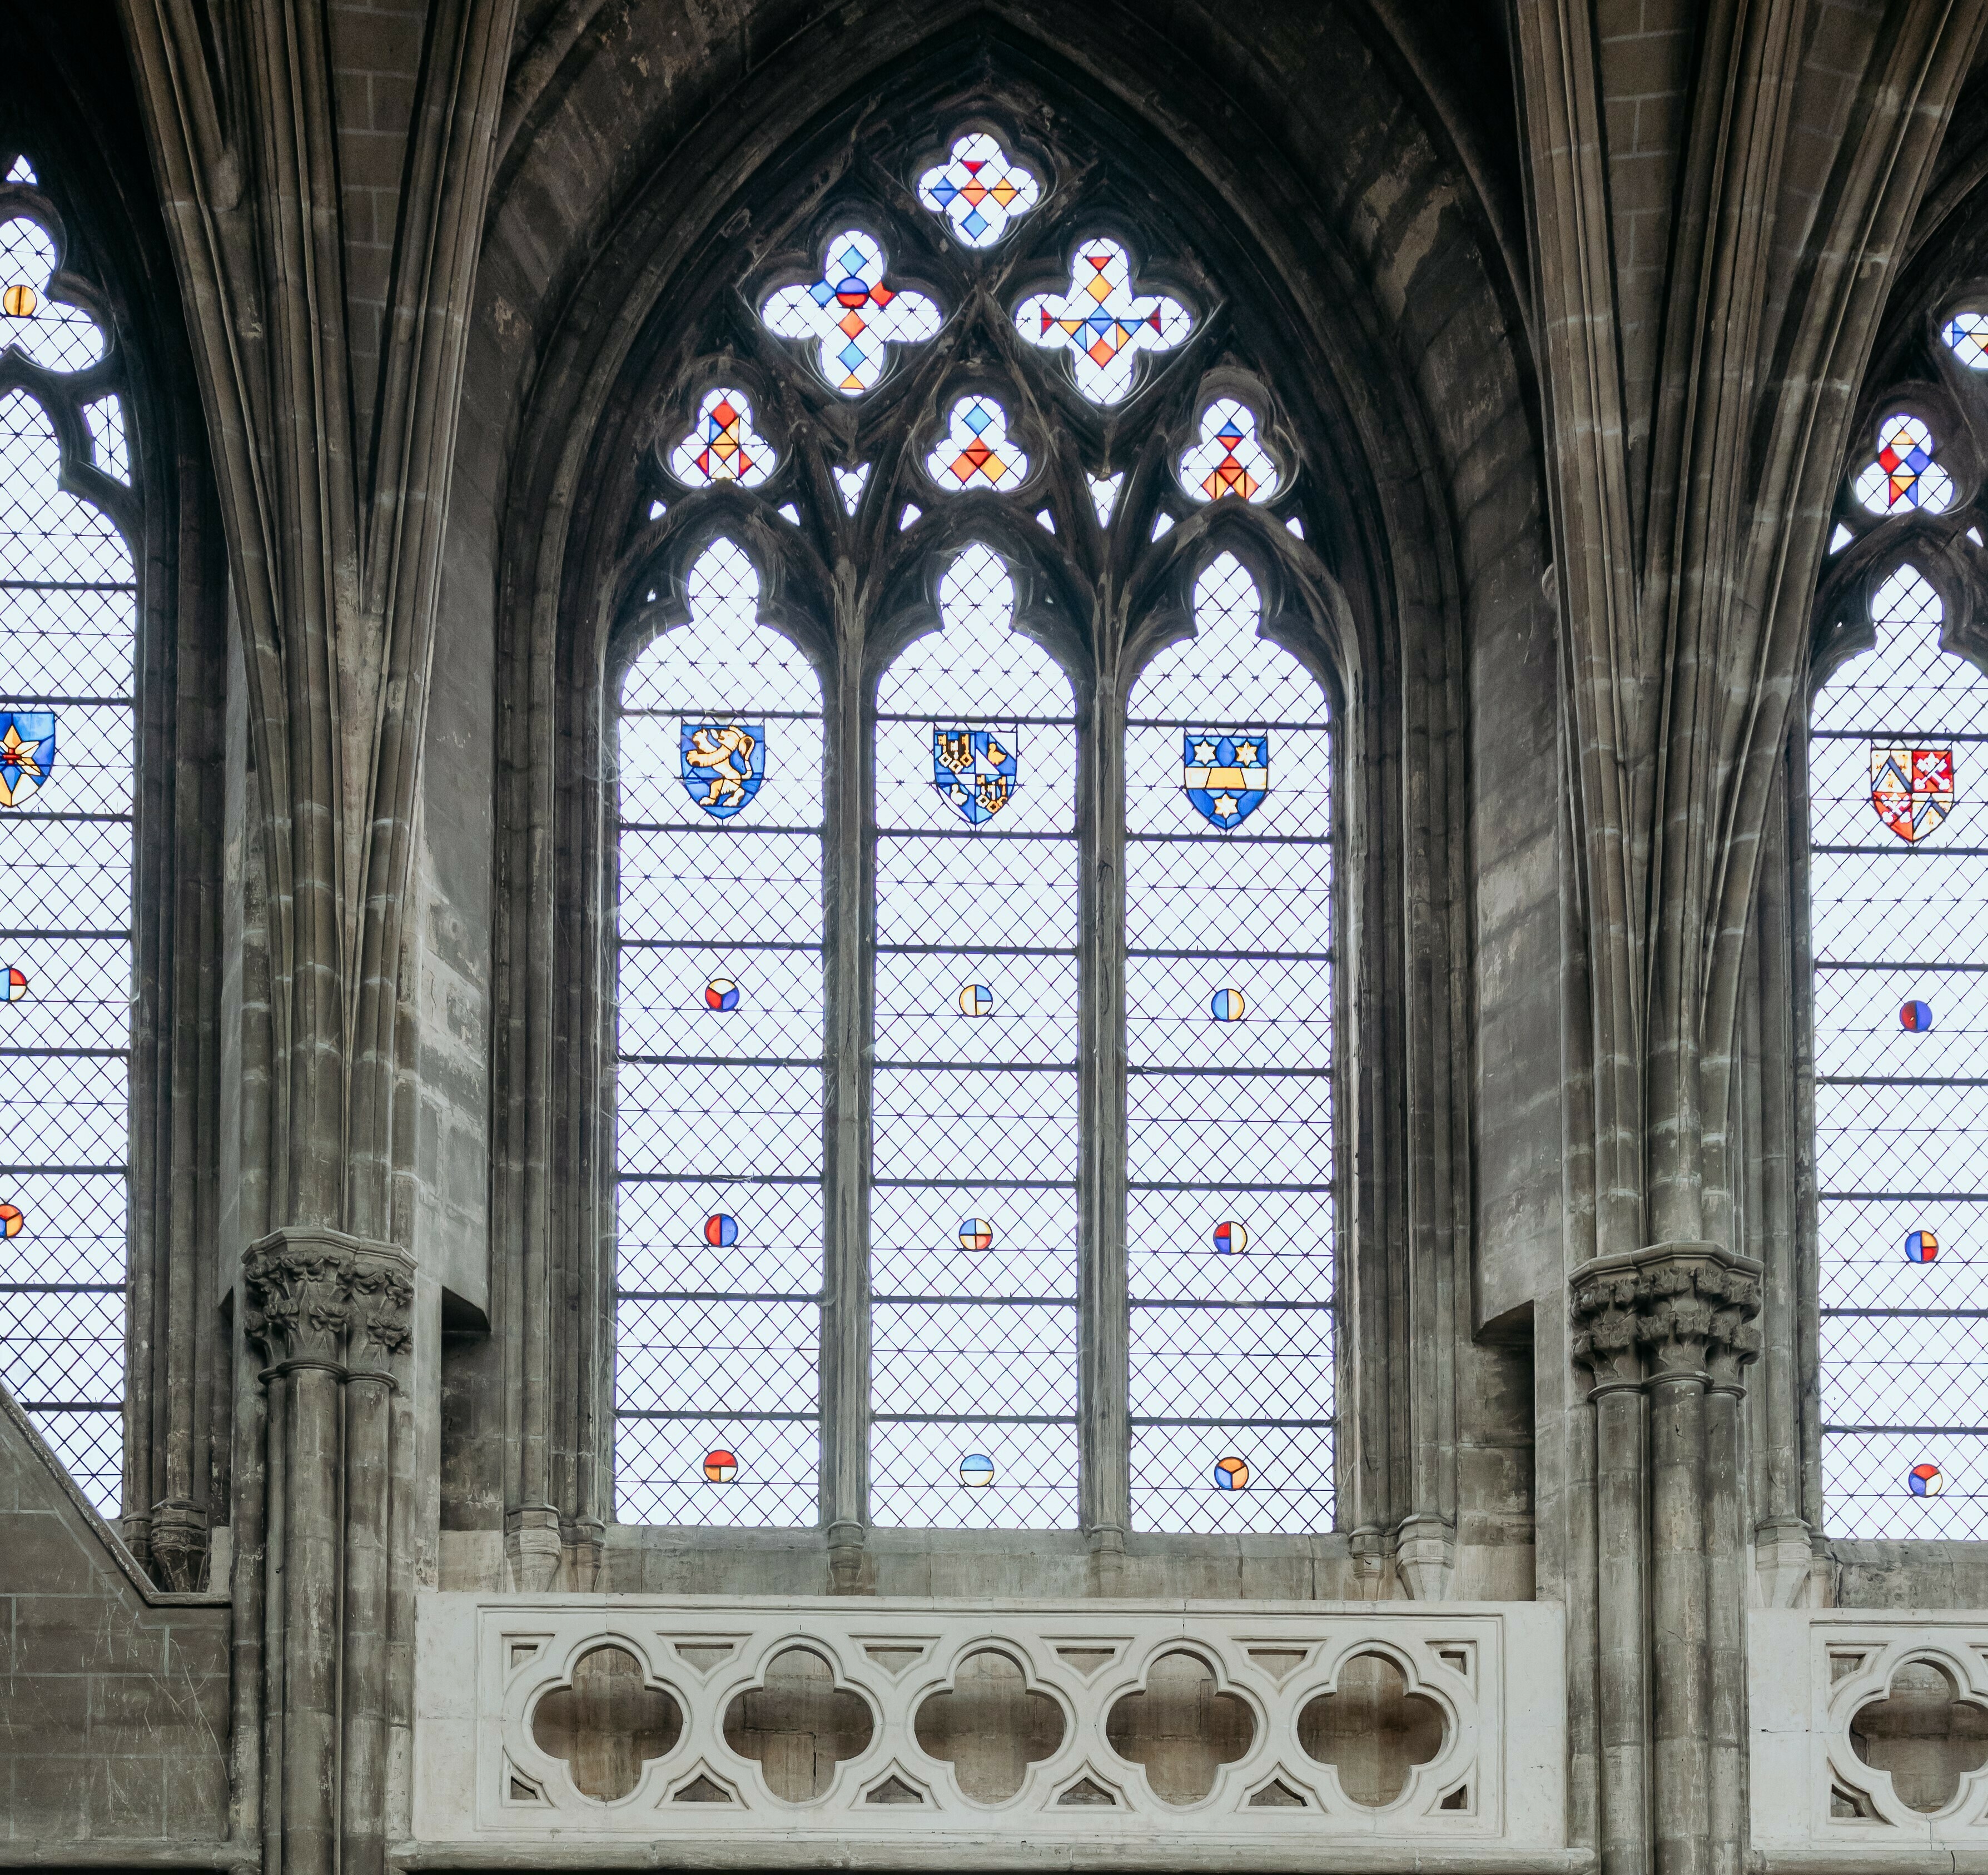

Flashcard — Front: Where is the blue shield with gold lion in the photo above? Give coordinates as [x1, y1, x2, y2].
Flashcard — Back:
[678, 720, 766, 820]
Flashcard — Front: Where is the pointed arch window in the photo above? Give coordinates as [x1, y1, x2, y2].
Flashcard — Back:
[0, 153, 137, 1516]
[604, 120, 1341, 1538]
[1811, 565, 1988, 1537]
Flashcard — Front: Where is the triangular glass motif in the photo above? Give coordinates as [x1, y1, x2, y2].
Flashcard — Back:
[1828, 522, 1853, 553]
[648, 499, 667, 520]
[778, 503, 801, 524]
[1285, 515, 1305, 539]
[1151, 512, 1175, 541]
[4, 156, 35, 185]
[1089, 472, 1123, 526]
[834, 464, 871, 515]
[1035, 508, 1056, 534]
[899, 503, 922, 530]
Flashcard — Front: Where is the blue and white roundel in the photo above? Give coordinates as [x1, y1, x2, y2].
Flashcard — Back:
[1182, 729, 1268, 829]
[959, 1453, 995, 1488]
[1210, 988, 1246, 1022]
[958, 982, 995, 1016]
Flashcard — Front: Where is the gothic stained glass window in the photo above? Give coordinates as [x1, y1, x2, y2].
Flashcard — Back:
[869, 544, 1080, 1527]
[612, 540, 826, 1525]
[1124, 554, 1335, 1532]
[0, 305, 133, 1511]
[1813, 565, 1988, 1538]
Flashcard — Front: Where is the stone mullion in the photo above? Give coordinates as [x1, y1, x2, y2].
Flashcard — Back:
[820, 612, 873, 1590]
[1079, 667, 1129, 1568]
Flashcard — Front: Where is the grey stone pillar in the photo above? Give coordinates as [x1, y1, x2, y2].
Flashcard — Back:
[243, 1226, 416, 1875]
[1572, 1244, 1760, 1875]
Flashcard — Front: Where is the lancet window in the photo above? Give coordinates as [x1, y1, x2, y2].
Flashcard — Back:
[1810, 330, 1988, 1535]
[0, 151, 137, 1516]
[608, 124, 1339, 1535]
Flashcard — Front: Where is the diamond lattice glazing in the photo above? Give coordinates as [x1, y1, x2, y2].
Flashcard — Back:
[613, 538, 825, 1526]
[1813, 565, 1988, 1538]
[0, 379, 131, 1519]
[871, 543, 1079, 1527]
[1124, 553, 1335, 1533]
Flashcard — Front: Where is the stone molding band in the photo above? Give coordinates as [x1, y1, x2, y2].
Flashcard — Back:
[242, 1225, 417, 1377]
[1570, 1240, 1763, 1395]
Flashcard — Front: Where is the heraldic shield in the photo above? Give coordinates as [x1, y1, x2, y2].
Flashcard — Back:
[1870, 743, 1955, 843]
[1182, 729, 1269, 829]
[0, 711, 57, 809]
[679, 720, 766, 819]
[933, 724, 1018, 824]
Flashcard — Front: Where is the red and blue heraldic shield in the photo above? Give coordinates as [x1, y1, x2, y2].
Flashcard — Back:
[933, 724, 1018, 824]
[1870, 743, 1954, 843]
[1183, 729, 1269, 829]
[679, 720, 765, 819]
[0, 711, 56, 808]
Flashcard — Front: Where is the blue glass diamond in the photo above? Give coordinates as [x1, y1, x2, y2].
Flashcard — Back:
[839, 340, 866, 370]
[810, 280, 836, 306]
[962, 208, 988, 237]
[964, 401, 992, 434]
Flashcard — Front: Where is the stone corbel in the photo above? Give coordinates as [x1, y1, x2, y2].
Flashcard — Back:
[1569, 1242, 1763, 1394]
[1396, 1514, 1457, 1601]
[148, 1494, 212, 1593]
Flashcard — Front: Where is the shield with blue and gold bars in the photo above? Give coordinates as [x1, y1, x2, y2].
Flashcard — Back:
[679, 720, 765, 819]
[1182, 729, 1268, 829]
[933, 724, 1018, 824]
[0, 712, 56, 809]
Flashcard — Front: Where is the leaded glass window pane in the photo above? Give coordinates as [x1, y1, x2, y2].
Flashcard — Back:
[1124, 554, 1335, 1532]
[1813, 564, 1988, 1536]
[612, 540, 825, 1525]
[870, 544, 1080, 1528]
[0, 386, 133, 1516]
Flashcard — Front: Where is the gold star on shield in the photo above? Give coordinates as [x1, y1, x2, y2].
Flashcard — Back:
[1232, 740, 1258, 766]
[1, 724, 43, 782]
[1193, 738, 1220, 764]
[1212, 792, 1240, 819]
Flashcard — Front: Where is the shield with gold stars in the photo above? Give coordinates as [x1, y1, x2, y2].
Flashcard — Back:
[0, 712, 56, 809]
[1182, 729, 1268, 829]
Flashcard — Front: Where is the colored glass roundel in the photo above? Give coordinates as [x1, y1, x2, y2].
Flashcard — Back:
[759, 230, 941, 396]
[667, 387, 775, 489]
[1906, 1230, 1940, 1264]
[958, 1453, 995, 1488]
[1910, 1463, 1944, 1497]
[1210, 988, 1246, 1022]
[2, 967, 24, 1001]
[918, 133, 1040, 247]
[1901, 999, 1934, 1031]
[703, 1449, 738, 1483]
[958, 1217, 994, 1251]
[1212, 1455, 1250, 1490]
[1, 283, 32, 318]
[703, 1213, 739, 1247]
[958, 982, 994, 1016]
[704, 976, 740, 1011]
[0, 1203, 22, 1237]
[1212, 1220, 1248, 1255]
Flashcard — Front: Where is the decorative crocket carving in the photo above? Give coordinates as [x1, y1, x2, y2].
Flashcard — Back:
[242, 1226, 416, 1374]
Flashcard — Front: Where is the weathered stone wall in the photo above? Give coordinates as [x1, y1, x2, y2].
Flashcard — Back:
[0, 1389, 232, 1853]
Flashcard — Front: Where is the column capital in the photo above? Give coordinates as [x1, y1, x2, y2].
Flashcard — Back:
[1570, 1241, 1762, 1394]
[241, 1226, 416, 1374]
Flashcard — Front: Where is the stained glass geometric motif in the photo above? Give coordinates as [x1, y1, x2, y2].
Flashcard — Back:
[1813, 566, 1988, 1538]
[1088, 473, 1123, 526]
[0, 383, 133, 1519]
[833, 464, 871, 515]
[1853, 414, 1954, 515]
[0, 216, 106, 373]
[760, 231, 942, 396]
[917, 133, 1040, 248]
[1015, 241, 1191, 406]
[667, 388, 776, 488]
[871, 543, 1080, 1528]
[1125, 553, 1334, 1533]
[613, 538, 824, 1526]
[1182, 729, 1268, 828]
[3, 157, 34, 184]
[1178, 400, 1279, 504]
[925, 395, 1028, 490]
[1944, 311, 1988, 370]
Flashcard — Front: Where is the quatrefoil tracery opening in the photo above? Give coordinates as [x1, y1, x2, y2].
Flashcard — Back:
[1296, 1652, 1447, 1808]
[1849, 1657, 1988, 1814]
[721, 1645, 876, 1802]
[913, 1649, 1066, 1804]
[529, 1643, 683, 1802]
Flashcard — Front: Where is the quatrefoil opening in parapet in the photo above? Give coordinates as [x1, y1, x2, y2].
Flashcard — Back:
[1850, 1658, 1988, 1814]
[1296, 1650, 1448, 1808]
[528, 1643, 683, 1802]
[913, 1648, 1066, 1804]
[1104, 1649, 1256, 1805]
[721, 1644, 876, 1802]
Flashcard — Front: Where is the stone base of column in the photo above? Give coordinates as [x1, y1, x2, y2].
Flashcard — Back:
[506, 1505, 564, 1593]
[1396, 1514, 1457, 1601]
[149, 1494, 211, 1592]
[827, 1519, 868, 1595]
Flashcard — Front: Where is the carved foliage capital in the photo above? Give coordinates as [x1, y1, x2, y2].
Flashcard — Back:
[1570, 1242, 1762, 1394]
[242, 1227, 416, 1374]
